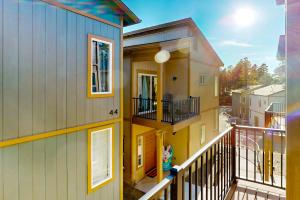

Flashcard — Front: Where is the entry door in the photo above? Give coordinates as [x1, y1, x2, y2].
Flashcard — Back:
[144, 132, 157, 173]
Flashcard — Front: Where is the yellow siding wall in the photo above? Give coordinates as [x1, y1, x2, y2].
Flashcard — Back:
[164, 58, 188, 100]
[164, 127, 188, 165]
[189, 109, 219, 156]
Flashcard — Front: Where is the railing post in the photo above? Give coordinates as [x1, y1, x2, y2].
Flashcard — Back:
[170, 165, 184, 200]
[231, 123, 237, 183]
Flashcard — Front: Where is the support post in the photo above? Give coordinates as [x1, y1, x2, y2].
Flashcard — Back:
[170, 165, 184, 200]
[231, 123, 237, 183]
[157, 63, 164, 123]
[264, 131, 271, 182]
[156, 130, 164, 183]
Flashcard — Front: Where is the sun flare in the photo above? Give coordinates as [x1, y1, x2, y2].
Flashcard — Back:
[233, 6, 257, 28]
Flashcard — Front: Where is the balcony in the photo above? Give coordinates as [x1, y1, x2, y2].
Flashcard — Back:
[132, 96, 200, 125]
[139, 125, 286, 200]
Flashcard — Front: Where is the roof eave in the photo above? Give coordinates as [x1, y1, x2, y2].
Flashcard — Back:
[112, 0, 141, 26]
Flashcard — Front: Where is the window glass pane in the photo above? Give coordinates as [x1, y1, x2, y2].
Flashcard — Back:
[137, 136, 143, 168]
[91, 128, 112, 188]
[91, 37, 112, 95]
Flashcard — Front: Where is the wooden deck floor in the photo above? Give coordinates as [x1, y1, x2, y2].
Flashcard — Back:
[226, 180, 286, 200]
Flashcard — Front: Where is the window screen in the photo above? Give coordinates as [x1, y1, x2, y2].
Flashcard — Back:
[90, 126, 113, 191]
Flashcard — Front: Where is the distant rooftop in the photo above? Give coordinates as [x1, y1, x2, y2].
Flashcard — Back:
[232, 85, 263, 94]
[251, 84, 285, 96]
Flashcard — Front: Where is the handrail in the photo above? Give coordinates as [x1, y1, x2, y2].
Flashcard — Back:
[236, 125, 285, 132]
[139, 124, 286, 200]
[181, 126, 233, 170]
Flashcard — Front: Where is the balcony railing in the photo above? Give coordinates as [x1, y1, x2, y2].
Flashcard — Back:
[139, 125, 286, 200]
[162, 96, 200, 124]
[133, 97, 158, 120]
[132, 97, 200, 125]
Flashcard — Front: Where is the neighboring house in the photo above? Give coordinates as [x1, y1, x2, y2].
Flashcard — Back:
[249, 84, 285, 127]
[231, 85, 262, 124]
[123, 18, 223, 188]
[0, 1, 139, 200]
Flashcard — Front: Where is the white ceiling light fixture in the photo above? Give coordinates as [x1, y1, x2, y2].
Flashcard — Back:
[154, 50, 171, 64]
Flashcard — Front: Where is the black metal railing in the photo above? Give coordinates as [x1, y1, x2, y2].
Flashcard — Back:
[133, 97, 157, 120]
[162, 96, 200, 124]
[139, 125, 286, 200]
[235, 125, 286, 189]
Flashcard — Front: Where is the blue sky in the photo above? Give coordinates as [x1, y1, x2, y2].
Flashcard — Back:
[123, 0, 285, 73]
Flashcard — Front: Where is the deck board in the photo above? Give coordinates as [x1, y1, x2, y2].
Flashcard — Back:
[228, 180, 286, 200]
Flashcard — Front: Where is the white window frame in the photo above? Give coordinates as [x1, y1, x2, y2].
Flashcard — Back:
[88, 34, 114, 98]
[88, 125, 114, 193]
[137, 72, 158, 114]
[137, 135, 144, 168]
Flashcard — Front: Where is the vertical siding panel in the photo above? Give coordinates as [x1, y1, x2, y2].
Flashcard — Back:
[67, 133, 77, 200]
[67, 11, 77, 200]
[33, 141, 46, 200]
[77, 131, 86, 200]
[45, 5, 57, 200]
[19, 143, 33, 200]
[56, 9, 68, 200]
[77, 15, 86, 125]
[0, 0, 3, 197]
[3, 0, 18, 141]
[3, 147, 18, 200]
[100, 23, 114, 119]
[19, 1, 33, 199]
[56, 135, 67, 200]
[56, 9, 67, 130]
[3, 0, 19, 199]
[45, 137, 57, 200]
[67, 12, 77, 127]
[76, 15, 86, 200]
[45, 1, 57, 132]
[85, 19, 94, 124]
[32, 1, 46, 200]
[19, 0, 33, 137]
[113, 27, 120, 119]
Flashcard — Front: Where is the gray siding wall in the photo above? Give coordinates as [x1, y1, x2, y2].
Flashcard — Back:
[0, 0, 121, 199]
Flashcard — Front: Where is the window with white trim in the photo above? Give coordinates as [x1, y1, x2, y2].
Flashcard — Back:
[88, 34, 114, 97]
[137, 135, 143, 168]
[199, 74, 207, 85]
[88, 126, 113, 192]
